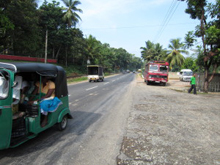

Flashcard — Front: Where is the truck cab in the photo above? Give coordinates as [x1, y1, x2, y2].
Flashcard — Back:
[144, 61, 169, 86]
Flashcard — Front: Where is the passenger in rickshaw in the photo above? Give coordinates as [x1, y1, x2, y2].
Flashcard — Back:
[29, 77, 62, 127]
[13, 75, 30, 104]
[12, 75, 29, 119]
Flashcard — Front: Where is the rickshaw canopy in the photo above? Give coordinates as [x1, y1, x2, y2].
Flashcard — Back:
[0, 62, 68, 97]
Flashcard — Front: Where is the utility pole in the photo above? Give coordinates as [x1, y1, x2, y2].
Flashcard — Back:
[45, 29, 48, 63]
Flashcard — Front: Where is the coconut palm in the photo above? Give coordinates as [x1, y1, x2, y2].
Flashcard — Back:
[154, 43, 167, 61]
[140, 40, 155, 62]
[85, 35, 102, 64]
[140, 41, 167, 62]
[62, 0, 83, 28]
[166, 38, 188, 68]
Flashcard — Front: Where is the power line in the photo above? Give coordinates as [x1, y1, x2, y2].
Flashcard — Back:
[153, 0, 181, 43]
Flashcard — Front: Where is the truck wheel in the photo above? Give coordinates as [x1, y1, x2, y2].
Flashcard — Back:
[162, 82, 166, 86]
[57, 115, 68, 131]
[147, 81, 150, 85]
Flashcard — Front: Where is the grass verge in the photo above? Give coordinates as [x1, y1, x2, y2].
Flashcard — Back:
[67, 77, 88, 83]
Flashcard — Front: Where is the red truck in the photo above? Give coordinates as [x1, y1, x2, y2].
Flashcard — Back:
[144, 61, 169, 86]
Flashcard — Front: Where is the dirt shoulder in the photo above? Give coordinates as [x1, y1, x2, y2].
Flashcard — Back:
[117, 74, 220, 164]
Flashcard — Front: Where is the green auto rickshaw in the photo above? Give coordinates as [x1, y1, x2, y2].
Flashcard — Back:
[0, 62, 72, 150]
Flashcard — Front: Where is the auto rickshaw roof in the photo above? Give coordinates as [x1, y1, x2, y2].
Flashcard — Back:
[0, 62, 68, 97]
[0, 62, 58, 77]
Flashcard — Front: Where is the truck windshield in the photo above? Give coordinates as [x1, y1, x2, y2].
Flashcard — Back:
[0, 71, 9, 99]
[149, 65, 158, 71]
[160, 65, 168, 72]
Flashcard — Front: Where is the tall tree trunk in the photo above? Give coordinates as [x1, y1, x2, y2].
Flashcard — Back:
[200, 2, 208, 93]
[204, 66, 209, 92]
[65, 47, 67, 67]
[44, 29, 48, 63]
[55, 46, 61, 59]
[53, 47, 55, 59]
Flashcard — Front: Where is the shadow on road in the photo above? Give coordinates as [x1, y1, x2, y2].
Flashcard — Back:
[0, 111, 101, 160]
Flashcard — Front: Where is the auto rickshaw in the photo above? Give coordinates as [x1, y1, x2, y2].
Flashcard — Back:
[0, 62, 72, 150]
[87, 65, 104, 82]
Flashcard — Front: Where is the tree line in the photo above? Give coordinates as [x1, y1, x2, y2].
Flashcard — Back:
[0, 0, 142, 72]
[140, 0, 220, 92]
[1, 0, 219, 92]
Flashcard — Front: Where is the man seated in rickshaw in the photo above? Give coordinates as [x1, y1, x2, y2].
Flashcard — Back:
[12, 75, 29, 119]
[29, 77, 62, 127]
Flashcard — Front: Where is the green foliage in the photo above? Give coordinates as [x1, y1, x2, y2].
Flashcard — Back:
[140, 40, 167, 62]
[181, 57, 199, 72]
[166, 38, 188, 68]
[84, 36, 143, 72]
[205, 25, 220, 46]
[1, 0, 41, 55]
[0, 0, 142, 74]
[184, 0, 220, 73]
[184, 31, 197, 48]
[185, 0, 207, 20]
[64, 64, 86, 76]
[62, 0, 83, 28]
[0, 0, 14, 32]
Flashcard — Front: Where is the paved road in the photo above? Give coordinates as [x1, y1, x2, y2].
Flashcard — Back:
[0, 73, 135, 165]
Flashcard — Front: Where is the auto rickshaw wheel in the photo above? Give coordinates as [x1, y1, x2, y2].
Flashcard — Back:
[57, 115, 68, 131]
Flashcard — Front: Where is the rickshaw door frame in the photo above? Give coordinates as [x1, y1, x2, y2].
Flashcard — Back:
[0, 68, 14, 149]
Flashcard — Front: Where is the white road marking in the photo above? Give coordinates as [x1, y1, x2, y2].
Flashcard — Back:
[104, 82, 109, 85]
[88, 92, 98, 96]
[86, 86, 98, 91]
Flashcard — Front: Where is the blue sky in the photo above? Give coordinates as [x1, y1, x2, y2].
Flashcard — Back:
[37, 0, 210, 58]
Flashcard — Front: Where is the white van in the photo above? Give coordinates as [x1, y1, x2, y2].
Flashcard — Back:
[179, 69, 193, 81]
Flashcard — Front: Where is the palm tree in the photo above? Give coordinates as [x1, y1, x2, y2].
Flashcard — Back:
[62, 0, 83, 28]
[154, 43, 167, 61]
[140, 40, 155, 62]
[166, 38, 188, 68]
[140, 41, 167, 62]
[85, 35, 102, 64]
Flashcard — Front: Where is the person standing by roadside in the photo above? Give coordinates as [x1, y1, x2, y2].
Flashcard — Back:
[188, 73, 197, 94]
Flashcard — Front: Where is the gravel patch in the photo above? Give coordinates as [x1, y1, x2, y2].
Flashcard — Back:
[117, 75, 220, 165]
